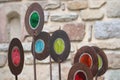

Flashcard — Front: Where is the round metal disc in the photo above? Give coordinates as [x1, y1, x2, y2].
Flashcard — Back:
[8, 38, 24, 76]
[32, 32, 50, 60]
[67, 63, 93, 80]
[92, 46, 108, 76]
[25, 3, 44, 36]
[74, 46, 98, 77]
[50, 30, 70, 63]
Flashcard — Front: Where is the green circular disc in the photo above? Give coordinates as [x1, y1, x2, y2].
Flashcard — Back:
[29, 11, 40, 29]
[25, 3, 44, 36]
[92, 46, 108, 76]
[97, 54, 103, 70]
[54, 38, 65, 55]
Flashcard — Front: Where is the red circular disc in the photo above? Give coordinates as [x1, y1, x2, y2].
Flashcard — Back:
[12, 47, 21, 67]
[79, 53, 92, 68]
[74, 46, 98, 77]
[67, 63, 93, 80]
[8, 38, 24, 76]
[74, 71, 86, 80]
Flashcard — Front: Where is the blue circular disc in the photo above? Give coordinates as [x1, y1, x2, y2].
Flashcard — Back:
[35, 39, 45, 54]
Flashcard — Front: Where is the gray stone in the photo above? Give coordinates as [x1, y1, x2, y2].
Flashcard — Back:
[44, 11, 49, 22]
[51, 13, 78, 22]
[104, 70, 120, 80]
[80, 9, 103, 21]
[94, 20, 120, 39]
[107, 0, 120, 18]
[67, 0, 88, 10]
[0, 43, 31, 52]
[89, 0, 106, 9]
[44, 0, 60, 10]
[0, 43, 8, 51]
[107, 54, 120, 69]
[0, 54, 7, 67]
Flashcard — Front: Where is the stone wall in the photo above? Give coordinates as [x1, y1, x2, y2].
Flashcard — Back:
[0, 0, 120, 80]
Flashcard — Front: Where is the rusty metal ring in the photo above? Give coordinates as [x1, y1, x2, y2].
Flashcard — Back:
[8, 38, 24, 76]
[92, 46, 108, 76]
[25, 3, 44, 36]
[74, 46, 98, 77]
[67, 63, 93, 80]
[32, 32, 50, 60]
[50, 30, 70, 63]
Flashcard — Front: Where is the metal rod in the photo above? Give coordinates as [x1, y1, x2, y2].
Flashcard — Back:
[33, 54, 37, 80]
[15, 75, 18, 80]
[58, 62, 61, 80]
[95, 76, 98, 80]
[33, 36, 37, 80]
[50, 56, 52, 80]
[95, 73, 98, 80]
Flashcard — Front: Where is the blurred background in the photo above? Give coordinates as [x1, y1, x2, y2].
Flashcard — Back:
[0, 0, 120, 80]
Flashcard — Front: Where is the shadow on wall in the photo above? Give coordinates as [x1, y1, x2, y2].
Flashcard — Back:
[7, 11, 21, 41]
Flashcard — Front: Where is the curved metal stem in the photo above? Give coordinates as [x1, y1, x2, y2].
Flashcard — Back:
[58, 62, 61, 80]
[33, 36, 37, 80]
[50, 56, 52, 80]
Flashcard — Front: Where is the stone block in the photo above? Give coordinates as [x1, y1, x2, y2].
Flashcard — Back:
[0, 54, 7, 68]
[80, 9, 103, 21]
[67, 0, 88, 10]
[51, 13, 78, 22]
[44, 11, 49, 23]
[94, 20, 120, 39]
[62, 23, 85, 41]
[89, 0, 106, 9]
[107, 54, 120, 69]
[0, 44, 8, 51]
[107, 0, 120, 18]
[94, 40, 120, 50]
[44, 0, 61, 10]
[104, 70, 120, 80]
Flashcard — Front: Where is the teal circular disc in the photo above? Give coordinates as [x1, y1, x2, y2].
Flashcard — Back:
[35, 39, 45, 54]
[32, 32, 50, 60]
